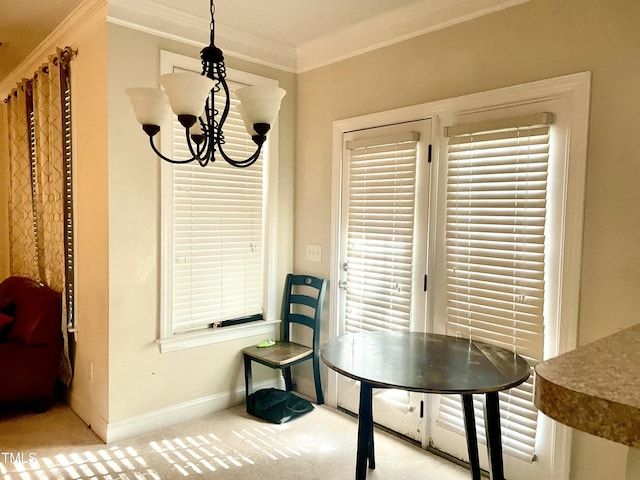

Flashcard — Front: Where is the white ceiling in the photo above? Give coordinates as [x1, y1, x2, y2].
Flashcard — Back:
[0, 0, 527, 81]
[175, 0, 427, 47]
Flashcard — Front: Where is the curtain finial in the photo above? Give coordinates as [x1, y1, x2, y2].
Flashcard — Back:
[59, 46, 78, 67]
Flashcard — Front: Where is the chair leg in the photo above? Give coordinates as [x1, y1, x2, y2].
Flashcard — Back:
[313, 355, 324, 405]
[283, 366, 293, 391]
[243, 355, 253, 403]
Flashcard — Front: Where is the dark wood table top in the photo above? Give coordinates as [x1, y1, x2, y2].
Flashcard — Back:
[321, 331, 530, 394]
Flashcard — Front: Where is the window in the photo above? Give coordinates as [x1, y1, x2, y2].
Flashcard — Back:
[158, 51, 280, 352]
[343, 129, 423, 333]
[434, 112, 553, 462]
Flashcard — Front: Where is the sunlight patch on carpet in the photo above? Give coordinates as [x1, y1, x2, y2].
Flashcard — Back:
[1, 424, 321, 479]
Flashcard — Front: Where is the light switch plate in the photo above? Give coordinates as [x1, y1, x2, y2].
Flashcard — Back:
[306, 244, 322, 262]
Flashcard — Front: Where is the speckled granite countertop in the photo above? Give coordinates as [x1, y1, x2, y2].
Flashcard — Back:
[534, 323, 640, 447]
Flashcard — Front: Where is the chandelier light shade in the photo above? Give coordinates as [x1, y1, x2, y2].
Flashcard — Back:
[236, 86, 287, 135]
[160, 72, 214, 118]
[126, 0, 286, 168]
[126, 87, 170, 127]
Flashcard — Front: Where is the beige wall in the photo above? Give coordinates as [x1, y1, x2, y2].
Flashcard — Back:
[295, 0, 640, 478]
[67, 19, 111, 433]
[105, 24, 295, 424]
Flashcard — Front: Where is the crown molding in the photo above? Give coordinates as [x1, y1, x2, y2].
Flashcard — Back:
[104, 0, 529, 74]
[0, 0, 531, 95]
[296, 0, 530, 72]
[106, 0, 297, 73]
[0, 0, 107, 96]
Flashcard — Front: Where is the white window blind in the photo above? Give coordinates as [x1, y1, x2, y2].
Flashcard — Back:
[343, 131, 419, 333]
[436, 113, 552, 462]
[170, 77, 264, 334]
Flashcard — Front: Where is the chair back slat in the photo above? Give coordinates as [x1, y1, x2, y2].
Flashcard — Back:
[287, 313, 315, 329]
[282, 274, 327, 344]
[289, 293, 317, 309]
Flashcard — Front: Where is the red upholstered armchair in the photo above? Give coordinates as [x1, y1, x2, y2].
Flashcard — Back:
[0, 276, 62, 411]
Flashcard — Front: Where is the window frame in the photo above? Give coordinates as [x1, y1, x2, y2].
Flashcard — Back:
[157, 50, 280, 353]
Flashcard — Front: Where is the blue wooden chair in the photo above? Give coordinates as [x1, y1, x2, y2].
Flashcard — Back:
[243, 274, 327, 404]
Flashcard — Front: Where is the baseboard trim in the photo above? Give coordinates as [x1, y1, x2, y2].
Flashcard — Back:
[66, 391, 109, 443]
[103, 378, 280, 443]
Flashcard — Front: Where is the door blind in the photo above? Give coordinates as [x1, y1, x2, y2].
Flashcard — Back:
[343, 132, 419, 333]
[170, 77, 264, 334]
[436, 113, 552, 462]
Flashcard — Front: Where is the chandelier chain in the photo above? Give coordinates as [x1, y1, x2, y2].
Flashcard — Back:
[209, 0, 216, 46]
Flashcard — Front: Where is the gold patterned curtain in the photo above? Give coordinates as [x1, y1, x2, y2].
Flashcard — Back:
[32, 52, 66, 291]
[5, 47, 75, 385]
[7, 81, 39, 279]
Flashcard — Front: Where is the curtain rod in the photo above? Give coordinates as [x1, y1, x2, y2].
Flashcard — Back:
[3, 46, 77, 104]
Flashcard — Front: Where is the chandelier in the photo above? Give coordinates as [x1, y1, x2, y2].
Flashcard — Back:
[126, 0, 286, 168]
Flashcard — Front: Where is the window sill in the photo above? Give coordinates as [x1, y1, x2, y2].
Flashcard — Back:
[157, 319, 281, 353]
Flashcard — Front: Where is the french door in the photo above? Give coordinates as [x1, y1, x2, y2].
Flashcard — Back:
[423, 93, 584, 480]
[335, 119, 432, 441]
[330, 75, 589, 480]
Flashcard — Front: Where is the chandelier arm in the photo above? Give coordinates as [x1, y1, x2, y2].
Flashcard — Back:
[217, 141, 263, 168]
[148, 135, 196, 164]
[211, 63, 262, 168]
[216, 70, 231, 145]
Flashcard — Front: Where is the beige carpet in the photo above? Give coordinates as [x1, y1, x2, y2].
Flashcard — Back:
[0, 402, 470, 479]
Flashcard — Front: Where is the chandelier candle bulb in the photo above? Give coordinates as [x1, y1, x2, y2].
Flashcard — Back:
[125, 0, 286, 168]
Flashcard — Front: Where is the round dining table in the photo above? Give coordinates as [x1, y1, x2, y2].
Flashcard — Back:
[320, 331, 531, 480]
